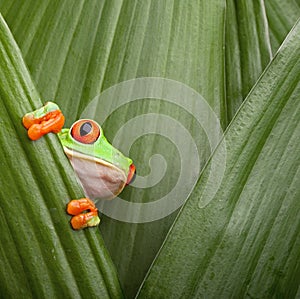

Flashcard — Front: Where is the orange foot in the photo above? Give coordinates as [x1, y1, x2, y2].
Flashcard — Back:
[22, 102, 65, 140]
[66, 198, 100, 230]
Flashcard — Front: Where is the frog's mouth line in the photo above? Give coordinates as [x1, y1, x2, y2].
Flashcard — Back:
[62, 146, 126, 176]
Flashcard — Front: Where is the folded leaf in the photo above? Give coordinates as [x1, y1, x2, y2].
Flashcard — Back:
[225, 0, 272, 120]
[137, 19, 300, 299]
[0, 14, 123, 298]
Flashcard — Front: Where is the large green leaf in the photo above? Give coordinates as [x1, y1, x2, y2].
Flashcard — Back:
[137, 19, 300, 298]
[0, 0, 293, 296]
[0, 14, 123, 298]
[1, 1, 228, 297]
[1, 1, 300, 298]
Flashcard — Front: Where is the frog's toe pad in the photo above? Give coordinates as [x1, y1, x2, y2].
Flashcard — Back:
[22, 102, 65, 140]
[66, 198, 100, 230]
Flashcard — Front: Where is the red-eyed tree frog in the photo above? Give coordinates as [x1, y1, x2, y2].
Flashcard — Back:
[23, 102, 136, 230]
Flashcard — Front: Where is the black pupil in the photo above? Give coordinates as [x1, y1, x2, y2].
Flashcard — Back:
[80, 122, 92, 136]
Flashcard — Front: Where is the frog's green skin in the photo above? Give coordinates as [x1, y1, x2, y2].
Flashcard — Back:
[58, 121, 133, 200]
[58, 125, 132, 174]
[26, 101, 60, 119]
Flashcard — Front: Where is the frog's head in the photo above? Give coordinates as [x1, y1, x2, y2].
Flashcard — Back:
[58, 119, 136, 200]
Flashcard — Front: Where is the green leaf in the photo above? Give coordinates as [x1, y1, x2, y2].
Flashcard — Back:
[1, 2, 227, 297]
[0, 13, 123, 298]
[1, 1, 300, 298]
[0, 0, 293, 297]
[97, 2, 227, 297]
[137, 19, 300, 298]
[265, 0, 300, 53]
[225, 0, 272, 121]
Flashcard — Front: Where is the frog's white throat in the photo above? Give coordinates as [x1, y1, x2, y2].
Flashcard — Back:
[63, 146, 127, 200]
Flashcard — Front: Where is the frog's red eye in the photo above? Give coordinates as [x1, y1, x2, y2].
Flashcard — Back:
[71, 120, 100, 144]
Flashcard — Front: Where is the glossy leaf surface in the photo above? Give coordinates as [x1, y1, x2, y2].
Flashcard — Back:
[137, 19, 300, 298]
[0, 14, 122, 299]
[265, 0, 300, 52]
[1, 2, 227, 296]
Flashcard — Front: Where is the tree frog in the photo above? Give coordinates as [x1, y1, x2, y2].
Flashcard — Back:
[22, 102, 135, 230]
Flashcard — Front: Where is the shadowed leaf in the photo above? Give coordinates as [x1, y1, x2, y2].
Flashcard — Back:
[137, 19, 300, 298]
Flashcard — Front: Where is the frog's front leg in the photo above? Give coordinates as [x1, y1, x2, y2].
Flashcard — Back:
[22, 102, 65, 140]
